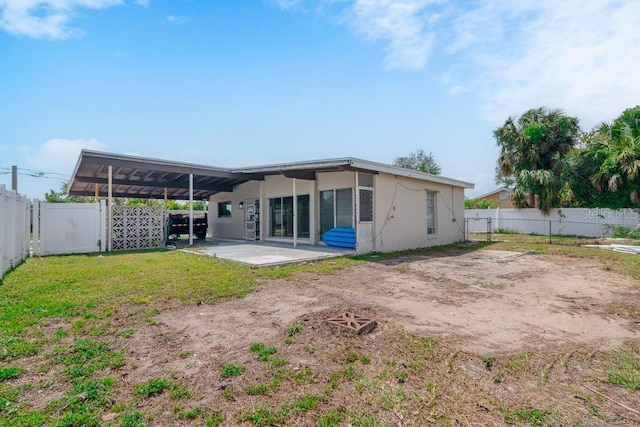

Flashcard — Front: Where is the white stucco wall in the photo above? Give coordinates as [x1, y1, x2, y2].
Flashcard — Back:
[371, 174, 465, 252]
[208, 181, 260, 240]
[209, 170, 467, 252]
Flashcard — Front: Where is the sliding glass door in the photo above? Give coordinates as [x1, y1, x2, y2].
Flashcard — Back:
[269, 195, 310, 238]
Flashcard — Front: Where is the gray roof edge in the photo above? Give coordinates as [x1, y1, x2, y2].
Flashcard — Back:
[470, 187, 509, 200]
[72, 151, 474, 190]
[75, 149, 235, 173]
[349, 158, 475, 189]
[234, 157, 474, 189]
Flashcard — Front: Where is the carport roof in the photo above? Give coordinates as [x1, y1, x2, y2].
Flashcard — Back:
[68, 150, 473, 199]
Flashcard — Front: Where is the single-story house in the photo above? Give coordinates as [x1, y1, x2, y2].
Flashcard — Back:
[469, 188, 517, 209]
[69, 150, 474, 253]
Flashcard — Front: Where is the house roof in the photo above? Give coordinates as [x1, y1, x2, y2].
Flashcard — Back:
[470, 188, 508, 200]
[68, 150, 474, 199]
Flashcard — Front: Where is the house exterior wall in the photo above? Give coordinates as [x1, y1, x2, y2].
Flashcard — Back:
[209, 181, 261, 240]
[209, 170, 466, 252]
[371, 174, 465, 252]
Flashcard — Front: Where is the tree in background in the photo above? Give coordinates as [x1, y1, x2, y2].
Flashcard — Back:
[495, 107, 580, 213]
[44, 181, 85, 203]
[393, 149, 441, 175]
[464, 198, 498, 209]
[586, 106, 640, 207]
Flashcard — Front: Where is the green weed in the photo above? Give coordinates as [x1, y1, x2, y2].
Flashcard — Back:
[501, 406, 551, 426]
[606, 346, 640, 391]
[317, 410, 345, 426]
[134, 378, 169, 398]
[244, 383, 271, 396]
[119, 408, 146, 427]
[286, 324, 302, 336]
[293, 367, 315, 384]
[237, 404, 290, 426]
[176, 407, 202, 420]
[0, 366, 22, 382]
[292, 393, 319, 412]
[346, 353, 371, 364]
[249, 343, 278, 362]
[170, 380, 192, 399]
[204, 410, 225, 427]
[219, 363, 245, 378]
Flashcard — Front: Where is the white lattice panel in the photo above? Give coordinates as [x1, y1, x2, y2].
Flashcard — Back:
[112, 206, 166, 250]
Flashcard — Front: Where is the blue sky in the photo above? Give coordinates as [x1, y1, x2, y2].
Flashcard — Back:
[1, 0, 639, 199]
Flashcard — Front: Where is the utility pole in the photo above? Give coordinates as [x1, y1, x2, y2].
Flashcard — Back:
[11, 165, 17, 192]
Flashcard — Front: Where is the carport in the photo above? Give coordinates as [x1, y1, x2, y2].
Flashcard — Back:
[69, 150, 262, 249]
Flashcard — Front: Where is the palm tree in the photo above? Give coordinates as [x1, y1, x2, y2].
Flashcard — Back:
[589, 106, 640, 205]
[495, 107, 580, 213]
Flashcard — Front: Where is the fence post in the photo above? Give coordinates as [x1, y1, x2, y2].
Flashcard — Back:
[100, 200, 107, 252]
[549, 220, 552, 244]
[488, 217, 492, 242]
[0, 185, 5, 277]
[32, 199, 40, 257]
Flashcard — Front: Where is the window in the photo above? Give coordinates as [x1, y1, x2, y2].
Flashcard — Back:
[499, 190, 509, 200]
[359, 188, 373, 222]
[269, 195, 310, 238]
[426, 192, 436, 236]
[218, 201, 232, 218]
[320, 188, 353, 234]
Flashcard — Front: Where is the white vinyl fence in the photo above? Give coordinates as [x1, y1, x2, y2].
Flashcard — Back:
[34, 200, 107, 256]
[465, 208, 640, 238]
[0, 185, 30, 279]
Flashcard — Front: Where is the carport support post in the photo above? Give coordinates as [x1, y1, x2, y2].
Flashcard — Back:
[108, 165, 113, 252]
[293, 178, 297, 247]
[189, 173, 194, 246]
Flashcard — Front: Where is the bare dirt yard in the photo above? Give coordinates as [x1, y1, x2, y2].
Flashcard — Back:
[107, 247, 639, 426]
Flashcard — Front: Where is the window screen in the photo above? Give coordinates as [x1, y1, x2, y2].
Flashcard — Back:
[359, 189, 373, 222]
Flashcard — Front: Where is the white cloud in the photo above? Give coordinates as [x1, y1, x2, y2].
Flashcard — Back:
[0, 0, 147, 39]
[281, 0, 640, 127]
[24, 138, 107, 174]
[347, 0, 442, 69]
[471, 0, 640, 128]
[165, 14, 187, 25]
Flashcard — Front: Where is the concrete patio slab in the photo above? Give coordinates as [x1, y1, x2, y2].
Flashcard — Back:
[183, 239, 355, 267]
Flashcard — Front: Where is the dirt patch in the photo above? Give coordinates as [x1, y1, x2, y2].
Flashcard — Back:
[156, 249, 638, 357]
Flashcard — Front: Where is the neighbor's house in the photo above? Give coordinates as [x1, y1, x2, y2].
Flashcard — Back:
[69, 151, 474, 253]
[469, 188, 517, 209]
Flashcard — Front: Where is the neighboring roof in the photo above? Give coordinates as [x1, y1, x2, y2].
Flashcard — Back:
[470, 188, 508, 200]
[68, 150, 474, 199]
